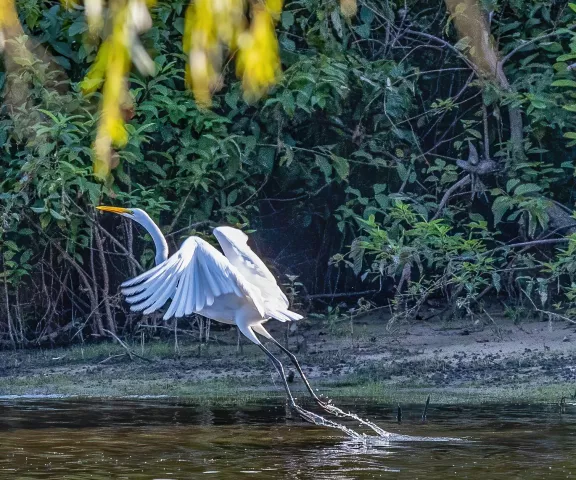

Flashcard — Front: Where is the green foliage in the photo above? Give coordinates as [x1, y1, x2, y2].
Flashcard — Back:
[3, 0, 576, 345]
[338, 204, 498, 316]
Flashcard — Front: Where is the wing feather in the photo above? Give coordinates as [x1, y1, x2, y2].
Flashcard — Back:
[121, 260, 169, 289]
[121, 263, 171, 296]
[213, 227, 289, 308]
[178, 263, 193, 318]
[167, 259, 189, 319]
[141, 273, 180, 314]
[183, 258, 195, 315]
[129, 261, 182, 312]
[124, 275, 163, 304]
[120, 236, 265, 320]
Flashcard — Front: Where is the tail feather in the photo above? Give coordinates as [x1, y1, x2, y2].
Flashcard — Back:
[266, 307, 303, 322]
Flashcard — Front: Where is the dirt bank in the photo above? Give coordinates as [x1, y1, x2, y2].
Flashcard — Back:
[1, 314, 575, 404]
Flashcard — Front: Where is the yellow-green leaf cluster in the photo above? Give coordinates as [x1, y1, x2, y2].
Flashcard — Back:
[0, 0, 19, 30]
[63, 0, 286, 178]
[184, 0, 282, 107]
[63, 0, 156, 180]
[236, 5, 281, 104]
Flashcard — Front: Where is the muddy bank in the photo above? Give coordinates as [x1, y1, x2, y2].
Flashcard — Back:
[1, 315, 575, 405]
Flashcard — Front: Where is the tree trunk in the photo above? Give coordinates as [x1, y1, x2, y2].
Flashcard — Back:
[444, 0, 574, 233]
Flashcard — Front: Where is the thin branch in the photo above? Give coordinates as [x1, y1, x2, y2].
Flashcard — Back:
[168, 190, 193, 234]
[103, 328, 153, 362]
[94, 221, 143, 272]
[431, 175, 471, 221]
[262, 183, 330, 203]
[403, 29, 477, 71]
[520, 289, 576, 325]
[166, 221, 218, 239]
[93, 221, 116, 334]
[305, 289, 379, 300]
[488, 238, 570, 254]
[500, 25, 576, 67]
[482, 104, 490, 159]
[237, 175, 269, 207]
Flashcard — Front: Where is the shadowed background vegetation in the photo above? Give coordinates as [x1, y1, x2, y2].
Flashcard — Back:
[2, 0, 576, 347]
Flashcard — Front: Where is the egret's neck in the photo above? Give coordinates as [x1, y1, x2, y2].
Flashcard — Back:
[135, 215, 169, 265]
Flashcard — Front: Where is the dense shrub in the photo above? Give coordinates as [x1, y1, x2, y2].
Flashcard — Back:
[1, 0, 576, 346]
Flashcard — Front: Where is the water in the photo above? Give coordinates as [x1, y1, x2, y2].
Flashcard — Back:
[0, 397, 575, 479]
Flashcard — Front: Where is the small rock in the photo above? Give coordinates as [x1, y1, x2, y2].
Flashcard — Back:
[563, 336, 570, 342]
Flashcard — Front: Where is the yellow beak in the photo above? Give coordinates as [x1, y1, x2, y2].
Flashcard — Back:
[96, 206, 133, 215]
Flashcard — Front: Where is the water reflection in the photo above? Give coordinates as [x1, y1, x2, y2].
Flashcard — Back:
[0, 399, 574, 479]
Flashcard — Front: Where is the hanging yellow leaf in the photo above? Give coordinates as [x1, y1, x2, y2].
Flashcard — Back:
[80, 40, 111, 94]
[236, 6, 281, 103]
[93, 131, 112, 181]
[266, 0, 283, 20]
[183, 0, 282, 106]
[81, 0, 155, 180]
[72, 0, 283, 177]
[0, 0, 20, 32]
[340, 0, 357, 18]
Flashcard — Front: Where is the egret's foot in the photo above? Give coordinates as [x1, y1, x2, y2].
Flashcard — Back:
[312, 397, 391, 438]
[287, 401, 364, 440]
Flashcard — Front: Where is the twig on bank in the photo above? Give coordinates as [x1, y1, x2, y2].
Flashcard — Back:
[98, 353, 128, 364]
[519, 290, 576, 325]
[103, 329, 153, 362]
[482, 307, 503, 339]
[422, 394, 431, 423]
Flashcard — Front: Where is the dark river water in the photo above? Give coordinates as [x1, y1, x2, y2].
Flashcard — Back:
[0, 397, 575, 479]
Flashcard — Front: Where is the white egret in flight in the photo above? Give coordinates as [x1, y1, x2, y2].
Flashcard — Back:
[97, 206, 388, 437]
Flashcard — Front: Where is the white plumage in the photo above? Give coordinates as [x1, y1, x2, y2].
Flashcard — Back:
[118, 222, 302, 344]
[97, 205, 386, 437]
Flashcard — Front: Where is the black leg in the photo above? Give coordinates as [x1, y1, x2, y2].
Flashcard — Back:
[257, 343, 362, 439]
[265, 337, 390, 438]
[257, 343, 296, 406]
[265, 336, 323, 403]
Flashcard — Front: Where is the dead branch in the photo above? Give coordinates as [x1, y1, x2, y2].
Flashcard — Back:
[98, 353, 129, 364]
[431, 175, 471, 221]
[93, 221, 117, 334]
[304, 289, 379, 299]
[520, 289, 576, 325]
[103, 328, 153, 362]
[35, 321, 75, 345]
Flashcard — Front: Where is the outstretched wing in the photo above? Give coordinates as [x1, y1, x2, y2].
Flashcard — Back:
[212, 226, 302, 322]
[120, 236, 265, 320]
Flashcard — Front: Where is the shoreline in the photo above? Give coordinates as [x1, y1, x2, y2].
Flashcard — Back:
[1, 315, 575, 405]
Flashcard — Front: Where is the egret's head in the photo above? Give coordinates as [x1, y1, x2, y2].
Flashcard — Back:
[96, 206, 151, 225]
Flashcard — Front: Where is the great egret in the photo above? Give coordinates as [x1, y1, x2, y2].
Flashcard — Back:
[97, 206, 387, 437]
